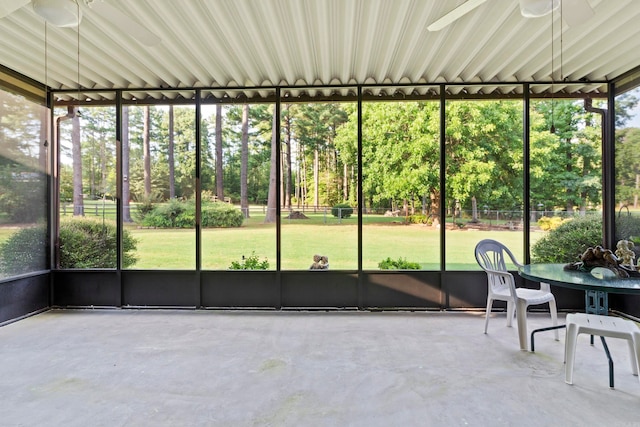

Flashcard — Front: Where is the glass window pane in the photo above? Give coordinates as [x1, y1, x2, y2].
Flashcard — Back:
[57, 104, 118, 269]
[529, 90, 603, 264]
[123, 97, 195, 269]
[0, 90, 48, 278]
[201, 100, 276, 270]
[280, 100, 357, 270]
[361, 96, 441, 270]
[445, 98, 524, 270]
[615, 85, 640, 254]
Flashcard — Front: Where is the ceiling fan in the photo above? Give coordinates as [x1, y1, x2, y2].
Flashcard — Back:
[0, 0, 161, 46]
[427, 0, 595, 31]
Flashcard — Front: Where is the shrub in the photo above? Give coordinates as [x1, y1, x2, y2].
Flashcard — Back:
[537, 216, 565, 231]
[141, 199, 243, 228]
[142, 198, 190, 228]
[531, 216, 602, 263]
[407, 214, 431, 225]
[202, 202, 244, 227]
[0, 225, 47, 275]
[378, 257, 421, 270]
[615, 214, 640, 244]
[0, 218, 138, 274]
[59, 218, 138, 268]
[331, 203, 353, 218]
[0, 179, 46, 223]
[615, 214, 640, 259]
[229, 252, 269, 270]
[134, 192, 163, 222]
[532, 214, 640, 264]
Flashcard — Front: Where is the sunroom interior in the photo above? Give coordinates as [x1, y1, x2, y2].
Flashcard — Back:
[2, 0, 640, 325]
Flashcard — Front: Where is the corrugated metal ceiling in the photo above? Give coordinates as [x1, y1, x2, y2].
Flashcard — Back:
[0, 0, 638, 102]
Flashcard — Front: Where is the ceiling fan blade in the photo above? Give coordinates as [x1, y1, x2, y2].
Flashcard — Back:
[90, 1, 161, 46]
[0, 0, 30, 18]
[561, 0, 594, 27]
[427, 0, 488, 32]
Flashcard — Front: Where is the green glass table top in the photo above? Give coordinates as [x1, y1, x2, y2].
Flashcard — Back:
[519, 263, 640, 294]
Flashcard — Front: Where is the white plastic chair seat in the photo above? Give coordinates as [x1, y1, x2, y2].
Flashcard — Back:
[514, 288, 556, 306]
[565, 313, 640, 386]
[475, 239, 559, 351]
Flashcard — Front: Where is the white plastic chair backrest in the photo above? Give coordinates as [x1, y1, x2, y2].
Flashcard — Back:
[475, 239, 520, 296]
[475, 239, 520, 272]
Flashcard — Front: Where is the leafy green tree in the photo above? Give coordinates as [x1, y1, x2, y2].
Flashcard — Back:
[532, 100, 602, 213]
[281, 104, 294, 208]
[214, 104, 224, 199]
[292, 103, 348, 208]
[0, 92, 48, 277]
[122, 106, 133, 222]
[221, 104, 272, 206]
[614, 92, 639, 128]
[446, 100, 524, 216]
[0, 91, 47, 224]
[616, 128, 640, 208]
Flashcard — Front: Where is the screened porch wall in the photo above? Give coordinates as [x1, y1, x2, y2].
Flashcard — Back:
[6, 77, 640, 322]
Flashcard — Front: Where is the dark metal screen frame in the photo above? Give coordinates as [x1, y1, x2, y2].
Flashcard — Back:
[38, 80, 626, 312]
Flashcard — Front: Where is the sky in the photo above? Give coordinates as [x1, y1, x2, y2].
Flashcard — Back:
[629, 103, 640, 128]
[623, 87, 640, 128]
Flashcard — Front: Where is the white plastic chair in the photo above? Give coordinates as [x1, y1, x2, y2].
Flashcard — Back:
[475, 239, 559, 350]
[565, 313, 640, 388]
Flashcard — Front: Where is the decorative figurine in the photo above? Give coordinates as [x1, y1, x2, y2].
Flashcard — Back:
[564, 244, 639, 278]
[309, 254, 329, 270]
[615, 239, 636, 270]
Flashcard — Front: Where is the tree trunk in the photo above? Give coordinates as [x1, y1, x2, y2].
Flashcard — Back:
[122, 106, 132, 222]
[215, 104, 224, 200]
[264, 108, 278, 223]
[301, 145, 308, 210]
[326, 151, 331, 206]
[100, 130, 107, 197]
[284, 114, 292, 209]
[352, 165, 356, 207]
[280, 143, 284, 208]
[313, 148, 319, 210]
[430, 191, 440, 227]
[295, 141, 301, 209]
[88, 130, 95, 198]
[565, 148, 573, 213]
[240, 104, 250, 218]
[471, 196, 478, 222]
[343, 162, 348, 201]
[72, 108, 84, 216]
[168, 105, 175, 199]
[143, 106, 151, 198]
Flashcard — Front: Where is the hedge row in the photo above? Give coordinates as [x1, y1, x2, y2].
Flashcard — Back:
[140, 200, 243, 228]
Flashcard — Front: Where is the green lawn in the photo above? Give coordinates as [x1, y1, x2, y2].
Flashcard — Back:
[128, 217, 543, 270]
[0, 228, 15, 243]
[0, 212, 543, 271]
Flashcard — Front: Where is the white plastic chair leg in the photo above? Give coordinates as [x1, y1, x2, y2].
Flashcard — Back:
[549, 298, 559, 341]
[565, 313, 640, 386]
[506, 301, 515, 328]
[634, 333, 640, 381]
[516, 298, 528, 351]
[627, 339, 639, 376]
[564, 320, 579, 384]
[484, 298, 492, 334]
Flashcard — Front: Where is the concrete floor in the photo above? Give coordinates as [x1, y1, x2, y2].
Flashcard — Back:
[1, 309, 639, 427]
